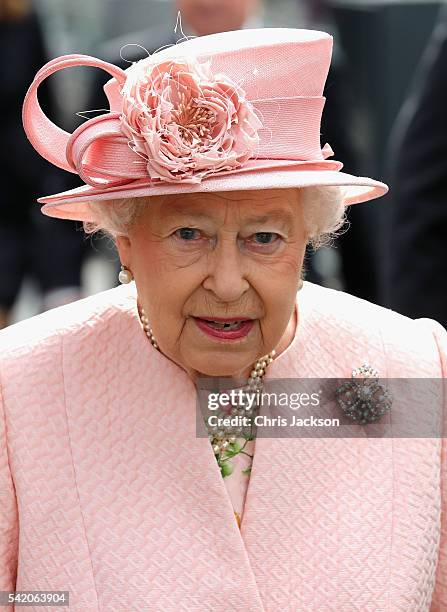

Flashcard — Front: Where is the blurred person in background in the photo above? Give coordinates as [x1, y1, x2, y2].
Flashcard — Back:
[174, 0, 259, 36]
[0, 0, 86, 328]
[383, 6, 447, 329]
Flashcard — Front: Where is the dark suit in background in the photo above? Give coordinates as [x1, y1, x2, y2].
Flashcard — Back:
[0, 8, 87, 318]
[383, 8, 447, 329]
[317, 43, 365, 295]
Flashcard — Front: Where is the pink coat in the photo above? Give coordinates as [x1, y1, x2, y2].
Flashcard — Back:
[0, 281, 446, 611]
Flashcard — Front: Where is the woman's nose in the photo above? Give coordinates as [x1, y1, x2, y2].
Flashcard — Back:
[202, 237, 250, 302]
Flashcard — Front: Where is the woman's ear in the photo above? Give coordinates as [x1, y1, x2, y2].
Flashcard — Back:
[115, 235, 131, 266]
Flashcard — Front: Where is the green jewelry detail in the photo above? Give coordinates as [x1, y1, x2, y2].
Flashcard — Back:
[204, 349, 276, 477]
[217, 438, 254, 478]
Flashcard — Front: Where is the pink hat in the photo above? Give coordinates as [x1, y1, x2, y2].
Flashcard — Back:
[22, 28, 388, 223]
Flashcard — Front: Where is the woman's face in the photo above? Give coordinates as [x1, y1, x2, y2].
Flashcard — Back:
[116, 189, 307, 380]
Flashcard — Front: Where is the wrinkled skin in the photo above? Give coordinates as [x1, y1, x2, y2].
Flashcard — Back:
[116, 188, 307, 383]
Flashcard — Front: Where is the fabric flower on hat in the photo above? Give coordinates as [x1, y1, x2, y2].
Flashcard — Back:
[120, 58, 262, 183]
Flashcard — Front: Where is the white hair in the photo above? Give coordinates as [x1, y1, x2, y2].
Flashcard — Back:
[83, 186, 348, 250]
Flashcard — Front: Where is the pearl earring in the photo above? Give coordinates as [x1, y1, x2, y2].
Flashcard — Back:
[298, 278, 304, 290]
[118, 265, 133, 284]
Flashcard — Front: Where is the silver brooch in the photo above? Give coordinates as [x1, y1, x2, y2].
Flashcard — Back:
[335, 363, 393, 425]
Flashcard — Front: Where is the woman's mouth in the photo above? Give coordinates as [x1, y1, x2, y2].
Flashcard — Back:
[193, 317, 254, 340]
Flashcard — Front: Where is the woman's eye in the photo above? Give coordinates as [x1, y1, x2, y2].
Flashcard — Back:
[174, 227, 201, 241]
[252, 232, 279, 245]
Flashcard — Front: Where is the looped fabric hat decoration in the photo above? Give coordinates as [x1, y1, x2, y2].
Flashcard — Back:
[22, 28, 388, 223]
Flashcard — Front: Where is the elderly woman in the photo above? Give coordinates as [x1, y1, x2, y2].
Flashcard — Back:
[1, 29, 446, 611]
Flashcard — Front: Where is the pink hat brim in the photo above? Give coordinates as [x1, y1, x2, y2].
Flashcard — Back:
[39, 166, 388, 223]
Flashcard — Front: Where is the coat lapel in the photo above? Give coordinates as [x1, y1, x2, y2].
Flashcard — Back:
[63, 284, 266, 610]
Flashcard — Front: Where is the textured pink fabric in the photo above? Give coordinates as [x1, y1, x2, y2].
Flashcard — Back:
[21, 29, 388, 221]
[0, 281, 446, 611]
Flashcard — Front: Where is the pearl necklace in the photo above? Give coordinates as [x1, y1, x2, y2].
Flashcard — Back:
[138, 307, 276, 457]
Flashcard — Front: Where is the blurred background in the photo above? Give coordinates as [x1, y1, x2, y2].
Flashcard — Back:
[1, 0, 446, 329]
